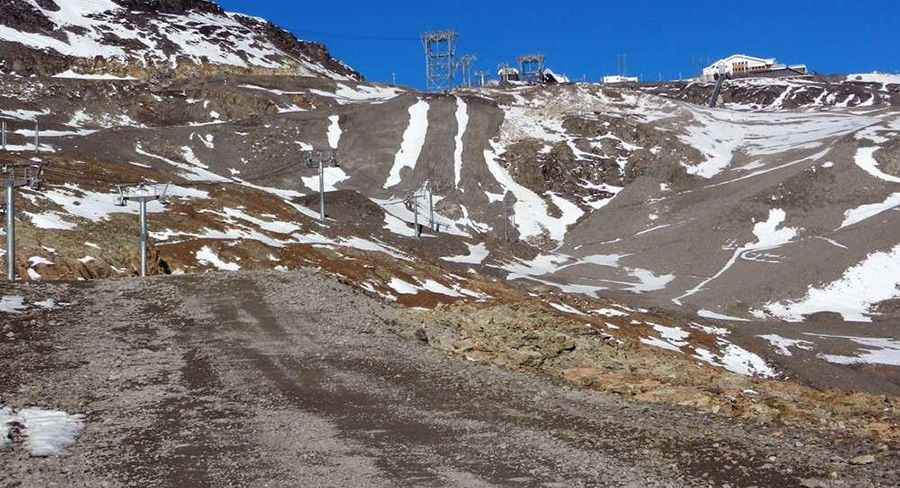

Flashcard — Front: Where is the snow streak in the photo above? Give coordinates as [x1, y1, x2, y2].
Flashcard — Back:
[453, 97, 469, 189]
[385, 100, 429, 189]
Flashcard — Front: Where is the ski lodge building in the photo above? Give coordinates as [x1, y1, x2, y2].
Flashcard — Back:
[701, 54, 808, 81]
[602, 75, 640, 85]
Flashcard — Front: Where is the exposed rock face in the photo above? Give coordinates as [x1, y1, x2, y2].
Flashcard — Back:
[0, 0, 361, 80]
[876, 138, 900, 177]
[0, 0, 58, 33]
[562, 113, 698, 184]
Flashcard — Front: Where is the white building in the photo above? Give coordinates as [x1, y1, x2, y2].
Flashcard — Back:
[602, 75, 639, 84]
[703, 54, 775, 78]
[497, 65, 520, 83]
[702, 54, 807, 80]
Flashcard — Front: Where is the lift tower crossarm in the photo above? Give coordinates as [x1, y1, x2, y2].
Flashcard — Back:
[116, 183, 169, 277]
[2, 161, 45, 281]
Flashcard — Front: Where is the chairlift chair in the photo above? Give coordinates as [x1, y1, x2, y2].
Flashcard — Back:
[115, 185, 126, 207]
[25, 164, 43, 190]
[159, 183, 171, 206]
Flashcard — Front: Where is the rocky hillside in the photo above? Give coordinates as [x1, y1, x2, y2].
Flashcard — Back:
[1, 0, 899, 394]
[646, 74, 900, 110]
[0, 0, 361, 80]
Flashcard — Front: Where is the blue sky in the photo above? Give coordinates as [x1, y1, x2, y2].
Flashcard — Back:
[218, 0, 899, 87]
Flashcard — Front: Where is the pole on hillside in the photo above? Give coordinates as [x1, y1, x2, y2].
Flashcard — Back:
[34, 120, 39, 154]
[117, 184, 168, 277]
[504, 205, 509, 243]
[138, 199, 148, 277]
[5, 174, 15, 281]
[304, 150, 337, 226]
[414, 193, 420, 239]
[319, 159, 325, 225]
[428, 182, 435, 232]
[3, 162, 45, 281]
[1, 120, 6, 150]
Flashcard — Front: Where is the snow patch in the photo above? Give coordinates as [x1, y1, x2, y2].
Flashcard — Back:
[592, 308, 629, 318]
[839, 193, 900, 229]
[641, 324, 689, 352]
[549, 302, 585, 315]
[1, 406, 85, 457]
[757, 335, 814, 356]
[810, 334, 900, 367]
[387, 277, 419, 295]
[695, 342, 777, 378]
[301, 167, 349, 192]
[25, 211, 77, 230]
[0, 295, 27, 314]
[136, 144, 228, 182]
[698, 310, 750, 322]
[441, 243, 489, 265]
[53, 69, 136, 80]
[195, 246, 240, 272]
[764, 243, 900, 323]
[311, 83, 403, 104]
[383, 213, 417, 237]
[384, 100, 429, 189]
[327, 115, 342, 149]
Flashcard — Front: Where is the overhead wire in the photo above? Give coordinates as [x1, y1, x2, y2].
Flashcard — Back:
[292, 29, 418, 42]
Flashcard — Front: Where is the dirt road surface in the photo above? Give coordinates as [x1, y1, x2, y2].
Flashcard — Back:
[1, 271, 897, 487]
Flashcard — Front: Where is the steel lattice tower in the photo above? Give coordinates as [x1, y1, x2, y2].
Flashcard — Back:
[517, 54, 545, 84]
[422, 30, 458, 91]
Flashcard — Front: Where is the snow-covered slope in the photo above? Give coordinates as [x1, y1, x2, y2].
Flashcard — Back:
[0, 0, 360, 80]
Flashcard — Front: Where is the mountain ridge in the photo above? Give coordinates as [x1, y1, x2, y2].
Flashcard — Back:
[0, 0, 361, 80]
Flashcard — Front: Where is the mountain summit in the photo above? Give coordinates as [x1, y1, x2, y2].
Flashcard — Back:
[0, 0, 361, 80]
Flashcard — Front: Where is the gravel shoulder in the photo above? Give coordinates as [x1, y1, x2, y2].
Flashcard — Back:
[1, 271, 898, 487]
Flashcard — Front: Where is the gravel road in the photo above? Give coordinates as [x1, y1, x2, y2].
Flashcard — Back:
[1, 271, 896, 487]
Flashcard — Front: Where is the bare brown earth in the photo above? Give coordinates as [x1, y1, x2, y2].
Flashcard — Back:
[1, 271, 898, 487]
